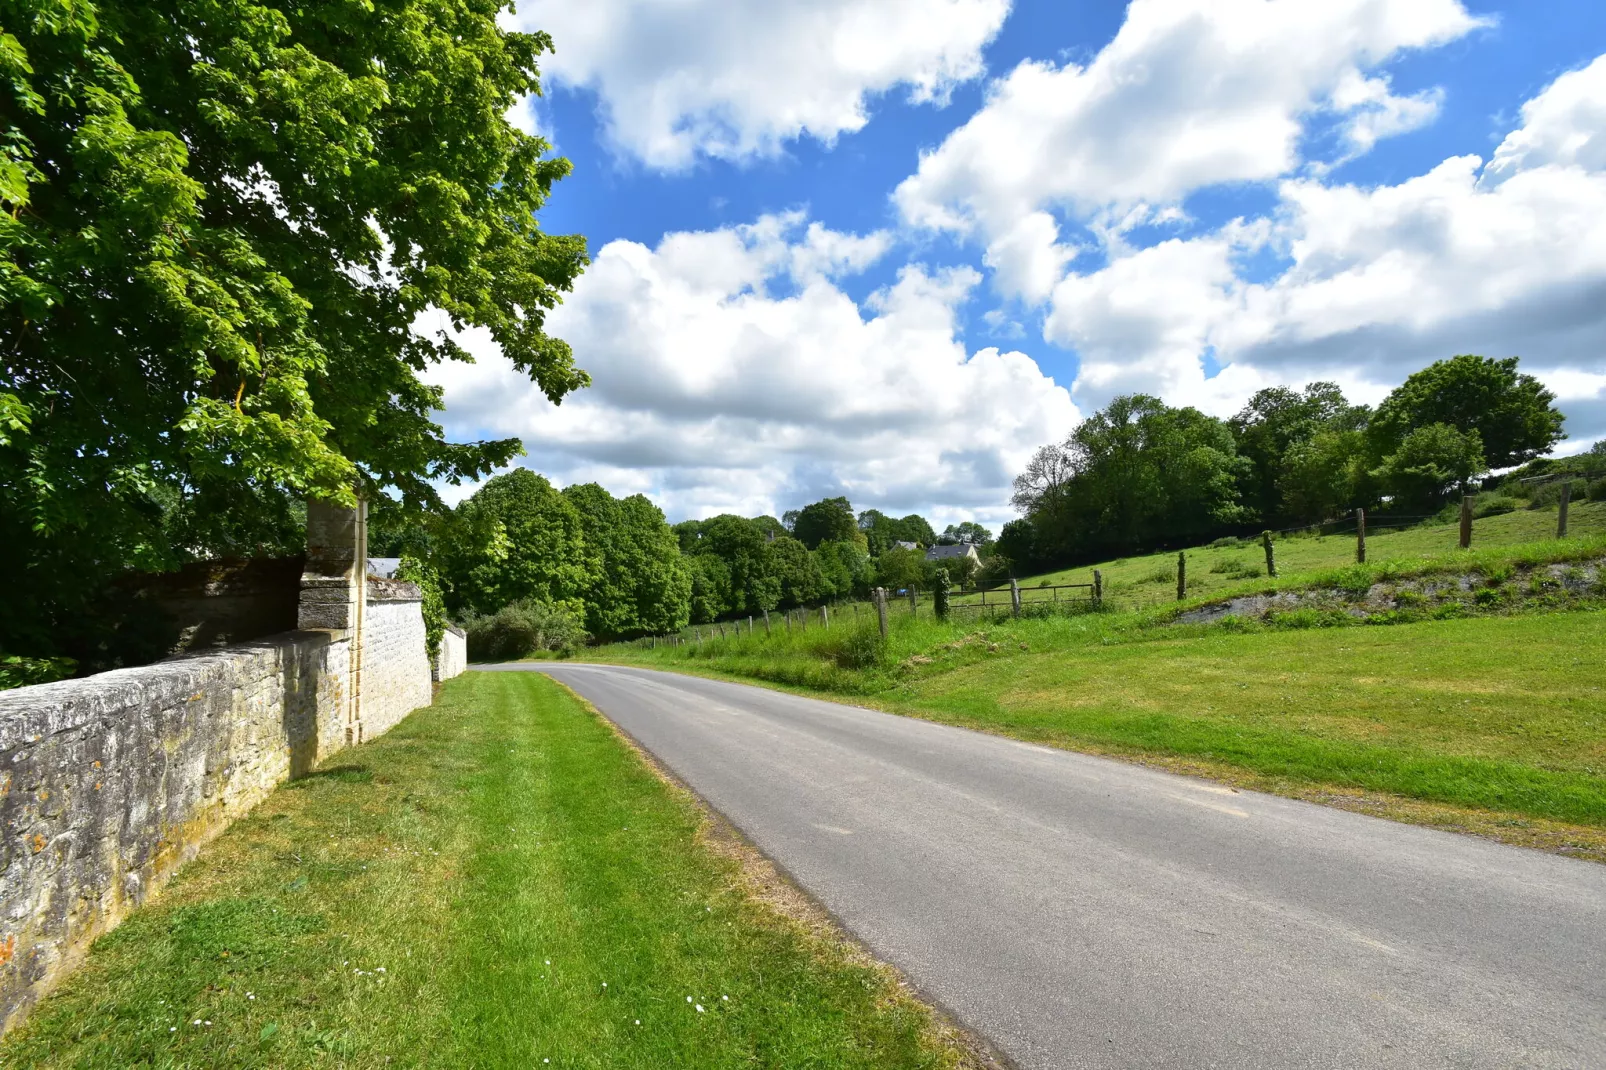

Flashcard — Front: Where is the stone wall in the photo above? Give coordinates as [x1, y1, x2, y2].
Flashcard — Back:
[357, 579, 433, 741]
[0, 500, 437, 1035]
[0, 632, 350, 1032]
[436, 626, 467, 682]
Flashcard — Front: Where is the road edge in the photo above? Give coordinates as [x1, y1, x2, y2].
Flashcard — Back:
[541, 673, 1020, 1070]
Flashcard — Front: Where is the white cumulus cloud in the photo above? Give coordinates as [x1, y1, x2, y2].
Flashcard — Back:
[510, 0, 1010, 169]
[425, 214, 1077, 526]
[1037, 52, 1606, 442]
[894, 0, 1484, 302]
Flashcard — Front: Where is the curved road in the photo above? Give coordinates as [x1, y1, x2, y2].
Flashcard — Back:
[480, 663, 1606, 1069]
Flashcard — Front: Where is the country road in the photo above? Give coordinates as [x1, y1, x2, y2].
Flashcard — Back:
[479, 662, 1606, 1070]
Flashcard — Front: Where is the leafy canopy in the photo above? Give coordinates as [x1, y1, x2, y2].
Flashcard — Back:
[1370, 356, 1563, 469]
[0, 0, 585, 658]
[792, 496, 858, 550]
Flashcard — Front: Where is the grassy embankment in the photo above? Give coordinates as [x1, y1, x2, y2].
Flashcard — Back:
[583, 503, 1606, 859]
[0, 672, 981, 1069]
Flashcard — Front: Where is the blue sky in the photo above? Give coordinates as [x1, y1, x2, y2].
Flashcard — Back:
[428, 0, 1606, 527]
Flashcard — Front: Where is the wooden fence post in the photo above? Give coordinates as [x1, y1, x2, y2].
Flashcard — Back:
[1459, 495, 1473, 549]
[875, 588, 889, 639]
[1010, 577, 1021, 617]
[1355, 508, 1367, 564]
[821, 606, 829, 630]
[908, 586, 917, 611]
[748, 615, 754, 635]
[1262, 530, 1277, 578]
[1176, 552, 1186, 601]
[1093, 569, 1103, 603]
[1558, 481, 1572, 538]
[763, 609, 771, 635]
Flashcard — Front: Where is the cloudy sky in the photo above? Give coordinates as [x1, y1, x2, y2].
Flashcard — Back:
[426, 0, 1606, 529]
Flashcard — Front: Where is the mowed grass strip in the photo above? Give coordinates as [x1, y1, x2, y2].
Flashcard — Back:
[892, 611, 1606, 825]
[0, 672, 968, 1069]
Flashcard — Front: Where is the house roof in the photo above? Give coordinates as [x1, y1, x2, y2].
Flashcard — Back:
[894, 540, 920, 551]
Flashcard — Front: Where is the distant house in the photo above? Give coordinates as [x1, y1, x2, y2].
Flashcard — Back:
[894, 540, 920, 552]
[924, 543, 980, 564]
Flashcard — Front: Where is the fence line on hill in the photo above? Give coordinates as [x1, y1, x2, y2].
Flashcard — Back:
[623, 497, 1593, 648]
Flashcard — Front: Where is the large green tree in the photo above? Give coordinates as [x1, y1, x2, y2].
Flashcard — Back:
[1369, 356, 1563, 469]
[1009, 395, 1248, 566]
[446, 470, 591, 618]
[1230, 383, 1367, 522]
[0, 0, 585, 661]
[562, 483, 690, 639]
[675, 515, 780, 616]
[791, 496, 859, 550]
[1372, 424, 1487, 511]
[812, 539, 872, 601]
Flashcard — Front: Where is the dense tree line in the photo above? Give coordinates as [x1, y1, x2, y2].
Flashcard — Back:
[402, 468, 989, 641]
[1000, 355, 1569, 573]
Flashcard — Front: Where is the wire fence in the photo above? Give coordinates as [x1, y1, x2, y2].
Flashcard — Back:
[625, 494, 1597, 647]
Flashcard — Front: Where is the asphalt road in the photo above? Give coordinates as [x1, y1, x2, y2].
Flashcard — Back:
[481, 662, 1606, 1069]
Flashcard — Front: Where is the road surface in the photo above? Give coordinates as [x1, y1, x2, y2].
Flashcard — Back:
[480, 662, 1606, 1069]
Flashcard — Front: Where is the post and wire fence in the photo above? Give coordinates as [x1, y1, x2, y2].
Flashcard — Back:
[623, 488, 1591, 648]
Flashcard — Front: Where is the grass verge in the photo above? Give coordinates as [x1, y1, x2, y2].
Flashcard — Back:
[0, 672, 982, 1069]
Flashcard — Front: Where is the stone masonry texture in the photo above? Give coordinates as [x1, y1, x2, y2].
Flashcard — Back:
[358, 580, 432, 741]
[436, 627, 467, 682]
[0, 588, 432, 1034]
[0, 499, 439, 1035]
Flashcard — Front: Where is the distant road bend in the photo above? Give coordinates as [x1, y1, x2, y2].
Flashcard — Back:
[480, 662, 1606, 1070]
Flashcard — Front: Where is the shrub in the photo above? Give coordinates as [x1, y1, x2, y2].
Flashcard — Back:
[1267, 608, 1350, 630]
[1473, 496, 1521, 518]
[1331, 564, 1376, 599]
[1588, 479, 1606, 502]
[1528, 480, 1587, 509]
[0, 654, 78, 691]
[465, 599, 588, 661]
[1141, 566, 1176, 584]
[820, 620, 888, 670]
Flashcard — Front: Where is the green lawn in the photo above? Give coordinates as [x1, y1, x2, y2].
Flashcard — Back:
[890, 611, 1606, 826]
[0, 673, 974, 1069]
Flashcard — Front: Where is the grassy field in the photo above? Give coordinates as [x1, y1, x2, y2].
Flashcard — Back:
[584, 516, 1606, 859]
[965, 499, 1606, 610]
[0, 673, 979, 1069]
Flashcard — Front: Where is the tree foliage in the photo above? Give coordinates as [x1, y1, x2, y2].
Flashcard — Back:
[1370, 356, 1563, 469]
[1371, 424, 1486, 511]
[442, 471, 689, 640]
[1230, 383, 1367, 522]
[939, 521, 992, 546]
[1, 0, 586, 661]
[562, 483, 690, 638]
[1009, 394, 1248, 570]
[1006, 354, 1569, 575]
[446, 470, 590, 619]
[791, 496, 857, 550]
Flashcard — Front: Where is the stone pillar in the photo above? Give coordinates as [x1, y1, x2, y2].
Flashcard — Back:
[299, 499, 367, 632]
[298, 498, 367, 743]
